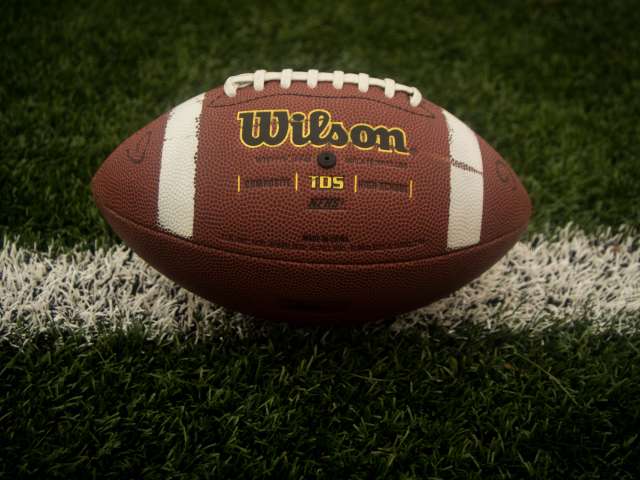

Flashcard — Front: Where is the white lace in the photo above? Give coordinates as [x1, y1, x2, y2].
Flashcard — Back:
[223, 69, 423, 107]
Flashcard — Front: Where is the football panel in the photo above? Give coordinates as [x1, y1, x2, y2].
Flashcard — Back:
[96, 201, 527, 324]
[190, 84, 455, 265]
[91, 113, 168, 229]
[478, 135, 532, 243]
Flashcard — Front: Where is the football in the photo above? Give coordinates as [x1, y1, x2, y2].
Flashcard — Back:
[92, 69, 532, 325]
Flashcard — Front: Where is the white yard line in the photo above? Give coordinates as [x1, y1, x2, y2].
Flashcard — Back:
[1, 225, 638, 343]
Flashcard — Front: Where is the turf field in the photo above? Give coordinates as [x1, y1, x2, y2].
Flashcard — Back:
[1, 0, 639, 478]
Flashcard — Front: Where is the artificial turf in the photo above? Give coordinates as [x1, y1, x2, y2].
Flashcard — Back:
[1, 0, 639, 247]
[2, 323, 640, 479]
[1, 0, 639, 477]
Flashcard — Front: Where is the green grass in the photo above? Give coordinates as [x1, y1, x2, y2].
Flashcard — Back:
[1, 0, 640, 477]
[2, 323, 640, 479]
[1, 0, 639, 248]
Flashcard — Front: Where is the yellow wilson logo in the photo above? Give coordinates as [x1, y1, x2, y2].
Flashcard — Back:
[237, 109, 409, 155]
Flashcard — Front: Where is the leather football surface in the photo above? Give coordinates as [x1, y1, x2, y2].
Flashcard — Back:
[92, 70, 532, 324]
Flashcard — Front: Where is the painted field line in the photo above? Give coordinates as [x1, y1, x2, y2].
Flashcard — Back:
[0, 225, 638, 343]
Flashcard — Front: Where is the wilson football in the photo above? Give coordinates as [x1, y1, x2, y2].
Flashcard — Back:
[92, 69, 532, 325]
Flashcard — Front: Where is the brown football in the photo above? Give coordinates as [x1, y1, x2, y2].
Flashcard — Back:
[92, 69, 532, 325]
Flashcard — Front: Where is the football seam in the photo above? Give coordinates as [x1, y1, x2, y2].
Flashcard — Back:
[98, 203, 528, 267]
[450, 157, 483, 176]
[206, 90, 436, 119]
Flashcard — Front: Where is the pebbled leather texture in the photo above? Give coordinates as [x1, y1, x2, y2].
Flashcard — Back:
[92, 79, 532, 324]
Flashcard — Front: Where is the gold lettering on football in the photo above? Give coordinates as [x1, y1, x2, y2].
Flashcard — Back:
[237, 109, 409, 155]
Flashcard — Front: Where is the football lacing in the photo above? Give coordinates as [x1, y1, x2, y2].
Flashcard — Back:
[223, 69, 423, 107]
